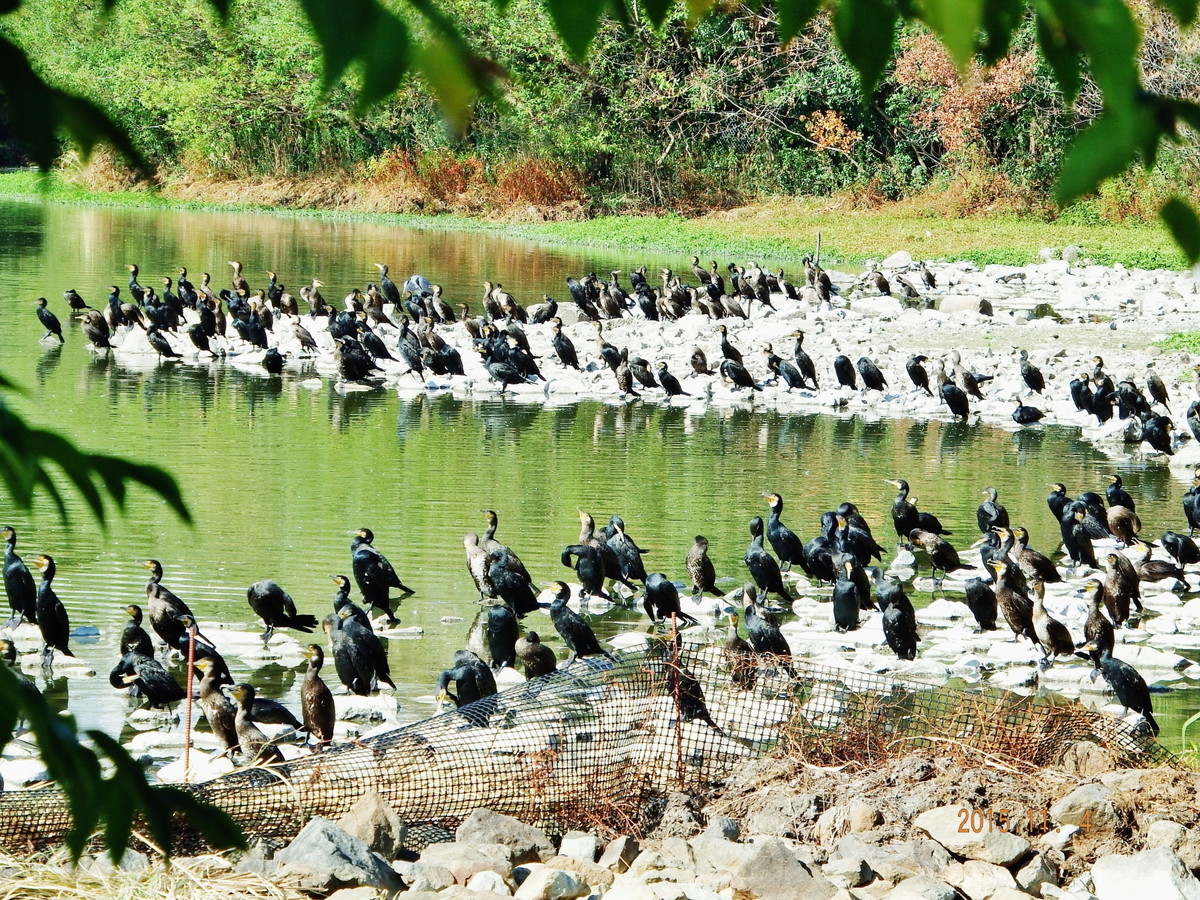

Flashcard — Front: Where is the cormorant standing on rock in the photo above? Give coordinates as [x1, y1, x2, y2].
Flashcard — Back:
[643, 573, 699, 627]
[1080, 581, 1115, 671]
[32, 555, 72, 665]
[2, 526, 36, 627]
[560, 544, 610, 600]
[832, 557, 860, 633]
[331, 605, 395, 694]
[1031, 586, 1074, 666]
[906, 355, 932, 395]
[547, 581, 614, 663]
[763, 492, 805, 572]
[1140, 415, 1174, 455]
[686, 535, 720, 597]
[745, 517, 788, 601]
[1019, 350, 1045, 394]
[143, 559, 196, 650]
[987, 560, 1038, 645]
[743, 596, 795, 678]
[964, 579, 998, 631]
[856, 357, 887, 391]
[227, 684, 285, 765]
[976, 487, 1009, 533]
[436, 650, 498, 725]
[516, 631, 558, 679]
[724, 613, 757, 691]
[1087, 644, 1159, 735]
[833, 355, 857, 389]
[872, 568, 917, 659]
[657, 361, 689, 396]
[1107, 474, 1135, 512]
[909, 529, 973, 583]
[484, 600, 518, 670]
[246, 579, 318, 644]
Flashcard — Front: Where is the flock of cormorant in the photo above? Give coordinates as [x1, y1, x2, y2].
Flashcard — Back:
[10, 255, 1190, 776]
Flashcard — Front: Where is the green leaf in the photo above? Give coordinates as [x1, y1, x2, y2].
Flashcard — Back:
[977, 0, 1023, 64]
[833, 0, 898, 99]
[920, 0, 982, 68]
[778, 0, 823, 44]
[414, 39, 478, 136]
[1153, 0, 1199, 25]
[544, 0, 606, 58]
[638, 0, 675, 29]
[1056, 112, 1138, 206]
[1034, 7, 1081, 107]
[296, 0, 410, 109]
[1161, 198, 1200, 265]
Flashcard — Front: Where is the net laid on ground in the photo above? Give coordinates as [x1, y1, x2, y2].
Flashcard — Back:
[0, 641, 1174, 854]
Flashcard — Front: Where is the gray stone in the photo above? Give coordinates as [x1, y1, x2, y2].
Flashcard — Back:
[557, 831, 598, 863]
[456, 809, 555, 864]
[407, 862, 456, 892]
[835, 835, 952, 883]
[1091, 847, 1200, 900]
[542, 855, 615, 888]
[943, 859, 1017, 899]
[513, 867, 587, 900]
[1056, 742, 1116, 777]
[605, 875, 659, 900]
[1049, 785, 1118, 832]
[822, 857, 872, 888]
[1041, 887, 1096, 900]
[660, 836, 694, 868]
[275, 816, 403, 894]
[599, 835, 641, 872]
[419, 841, 513, 884]
[336, 790, 407, 860]
[1147, 820, 1188, 850]
[705, 816, 740, 841]
[730, 837, 837, 900]
[328, 889, 388, 900]
[988, 890, 1034, 900]
[913, 805, 1031, 867]
[847, 800, 883, 833]
[1016, 852, 1058, 897]
[881, 876, 958, 900]
[939, 296, 993, 316]
[85, 849, 151, 874]
[688, 832, 756, 871]
[467, 870, 512, 896]
[629, 851, 666, 875]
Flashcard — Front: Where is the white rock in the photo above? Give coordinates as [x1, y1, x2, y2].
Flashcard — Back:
[1091, 847, 1200, 900]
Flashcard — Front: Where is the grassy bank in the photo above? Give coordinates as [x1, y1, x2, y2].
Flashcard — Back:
[0, 170, 1186, 269]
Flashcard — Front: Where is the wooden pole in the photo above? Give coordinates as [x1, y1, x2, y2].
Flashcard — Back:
[183, 626, 195, 784]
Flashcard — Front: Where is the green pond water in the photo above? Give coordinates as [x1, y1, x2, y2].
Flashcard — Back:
[0, 197, 1197, 752]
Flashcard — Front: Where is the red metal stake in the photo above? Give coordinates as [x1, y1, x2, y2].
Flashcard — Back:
[183, 625, 195, 784]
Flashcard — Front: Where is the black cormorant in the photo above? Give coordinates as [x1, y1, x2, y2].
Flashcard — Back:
[1161, 531, 1200, 568]
[1140, 415, 1174, 455]
[744, 517, 788, 601]
[856, 357, 887, 391]
[743, 597, 795, 678]
[143, 559, 195, 649]
[643, 573, 699, 627]
[331, 605, 396, 695]
[724, 613, 757, 690]
[35, 298, 63, 343]
[886, 480, 921, 540]
[1107, 474, 1135, 512]
[31, 555, 72, 665]
[1018, 350, 1045, 394]
[436, 650, 499, 725]
[1032, 587, 1074, 665]
[2, 526, 36, 627]
[657, 361, 689, 397]
[833, 355, 857, 389]
[193, 656, 239, 751]
[1012, 400, 1045, 425]
[547, 581, 613, 663]
[246, 579, 319, 644]
[1088, 644, 1158, 735]
[109, 651, 185, 709]
[832, 557, 859, 633]
[909, 529, 973, 583]
[976, 487, 1009, 533]
[484, 600, 519, 669]
[351, 527, 412, 625]
[964, 579, 998, 631]
[1080, 581, 1115, 671]
[606, 518, 648, 584]
[906, 355, 932, 395]
[872, 568, 917, 659]
[487, 548, 540, 616]
[120, 604, 155, 656]
[987, 560, 1038, 645]
[763, 492, 805, 572]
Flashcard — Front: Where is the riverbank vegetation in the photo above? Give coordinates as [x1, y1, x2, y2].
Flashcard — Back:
[0, 170, 1182, 268]
[4, 0, 1200, 230]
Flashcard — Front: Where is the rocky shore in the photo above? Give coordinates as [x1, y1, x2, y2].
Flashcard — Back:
[12, 747, 1200, 900]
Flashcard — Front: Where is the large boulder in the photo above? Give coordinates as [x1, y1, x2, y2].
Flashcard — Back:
[419, 841, 513, 884]
[456, 809, 555, 864]
[729, 837, 836, 900]
[1050, 784, 1119, 832]
[336, 790, 407, 859]
[913, 806, 1031, 867]
[513, 867, 589, 900]
[274, 816, 403, 894]
[1091, 847, 1200, 900]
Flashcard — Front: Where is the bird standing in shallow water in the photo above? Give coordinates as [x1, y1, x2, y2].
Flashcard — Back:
[351, 528, 413, 625]
[35, 298, 63, 343]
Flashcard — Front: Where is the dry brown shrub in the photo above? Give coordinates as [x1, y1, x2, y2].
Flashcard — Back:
[495, 156, 587, 208]
[894, 34, 1036, 159]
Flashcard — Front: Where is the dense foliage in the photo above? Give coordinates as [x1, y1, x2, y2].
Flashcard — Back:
[4, 0, 1195, 218]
